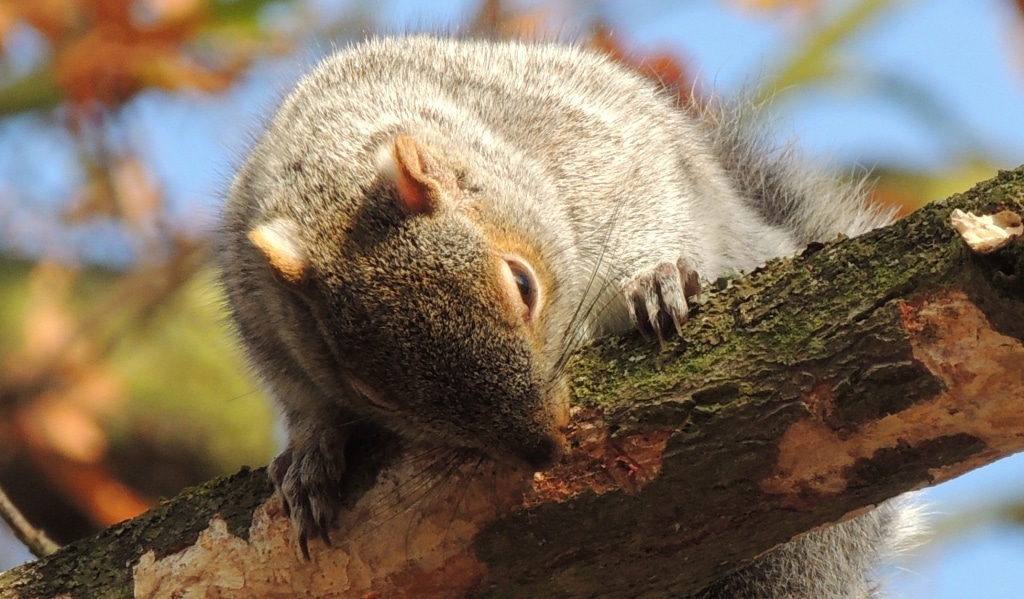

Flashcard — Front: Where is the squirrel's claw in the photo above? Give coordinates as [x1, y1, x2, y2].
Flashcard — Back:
[622, 258, 701, 341]
[298, 530, 311, 561]
[270, 450, 295, 517]
[269, 434, 348, 560]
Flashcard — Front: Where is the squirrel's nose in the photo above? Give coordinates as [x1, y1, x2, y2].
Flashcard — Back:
[520, 432, 566, 471]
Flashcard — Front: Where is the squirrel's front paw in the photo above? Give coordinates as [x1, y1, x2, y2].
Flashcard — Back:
[621, 258, 701, 340]
[269, 436, 348, 559]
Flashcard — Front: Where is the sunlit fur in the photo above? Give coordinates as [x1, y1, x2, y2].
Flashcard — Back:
[221, 35, 914, 594]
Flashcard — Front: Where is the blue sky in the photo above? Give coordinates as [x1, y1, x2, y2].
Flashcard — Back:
[3, 1, 1024, 595]
[604, 0, 1024, 168]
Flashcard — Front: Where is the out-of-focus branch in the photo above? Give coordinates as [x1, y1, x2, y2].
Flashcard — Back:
[0, 485, 58, 558]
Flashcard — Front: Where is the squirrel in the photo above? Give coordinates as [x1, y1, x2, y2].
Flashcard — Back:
[220, 36, 916, 597]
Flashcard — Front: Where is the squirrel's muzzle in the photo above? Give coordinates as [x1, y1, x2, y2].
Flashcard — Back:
[516, 430, 566, 471]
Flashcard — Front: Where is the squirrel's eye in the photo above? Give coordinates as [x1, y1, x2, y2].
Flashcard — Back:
[501, 255, 541, 323]
[513, 270, 533, 305]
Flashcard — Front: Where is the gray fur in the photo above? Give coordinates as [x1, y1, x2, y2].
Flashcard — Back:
[221, 35, 913, 591]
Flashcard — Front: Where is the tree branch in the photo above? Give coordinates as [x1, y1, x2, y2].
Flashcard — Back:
[4, 166, 1024, 599]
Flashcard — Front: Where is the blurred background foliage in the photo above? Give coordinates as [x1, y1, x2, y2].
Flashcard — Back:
[0, 0, 1023, 593]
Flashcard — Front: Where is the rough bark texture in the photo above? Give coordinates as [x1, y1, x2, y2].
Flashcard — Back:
[3, 166, 1024, 598]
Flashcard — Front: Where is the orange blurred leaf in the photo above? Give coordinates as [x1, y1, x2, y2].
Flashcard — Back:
[469, 0, 550, 39]
[19, 397, 108, 464]
[3, 0, 82, 42]
[21, 263, 77, 363]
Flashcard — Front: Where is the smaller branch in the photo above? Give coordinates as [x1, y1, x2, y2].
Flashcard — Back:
[0, 484, 59, 558]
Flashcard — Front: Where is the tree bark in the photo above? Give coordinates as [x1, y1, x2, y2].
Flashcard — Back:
[3, 166, 1024, 599]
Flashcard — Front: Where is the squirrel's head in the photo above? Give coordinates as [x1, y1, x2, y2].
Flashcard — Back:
[245, 135, 570, 470]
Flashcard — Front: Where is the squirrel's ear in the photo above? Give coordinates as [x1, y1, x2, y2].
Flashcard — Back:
[381, 135, 456, 215]
[248, 218, 308, 284]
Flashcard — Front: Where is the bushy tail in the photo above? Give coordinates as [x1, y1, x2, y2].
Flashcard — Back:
[691, 97, 896, 245]
[691, 496, 924, 599]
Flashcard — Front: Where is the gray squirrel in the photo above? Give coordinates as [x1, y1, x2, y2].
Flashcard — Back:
[221, 35, 916, 597]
